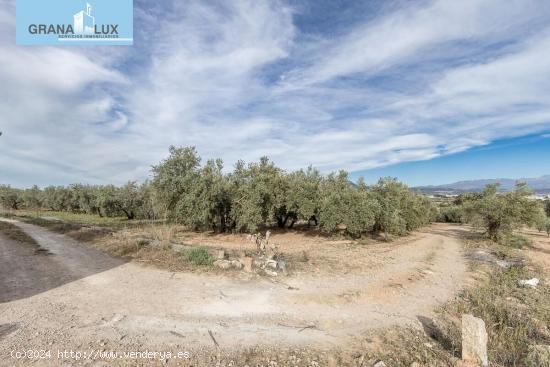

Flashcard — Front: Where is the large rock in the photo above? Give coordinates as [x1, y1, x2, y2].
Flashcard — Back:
[462, 314, 488, 367]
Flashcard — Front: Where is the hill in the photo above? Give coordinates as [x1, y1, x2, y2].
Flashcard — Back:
[415, 175, 550, 195]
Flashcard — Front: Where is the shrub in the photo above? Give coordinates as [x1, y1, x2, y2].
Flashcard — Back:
[502, 233, 533, 249]
[183, 247, 213, 266]
[462, 183, 542, 241]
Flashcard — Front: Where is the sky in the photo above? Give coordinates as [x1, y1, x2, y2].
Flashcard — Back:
[1, 0, 550, 188]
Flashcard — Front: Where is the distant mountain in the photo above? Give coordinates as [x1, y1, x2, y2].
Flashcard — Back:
[415, 175, 550, 195]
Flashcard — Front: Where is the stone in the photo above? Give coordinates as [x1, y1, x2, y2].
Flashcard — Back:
[373, 362, 387, 367]
[217, 250, 225, 260]
[264, 269, 278, 277]
[461, 314, 488, 367]
[526, 345, 550, 367]
[239, 257, 254, 273]
[518, 278, 539, 288]
[213, 260, 232, 270]
[265, 260, 278, 269]
[277, 260, 287, 275]
[409, 363, 421, 367]
[230, 260, 243, 269]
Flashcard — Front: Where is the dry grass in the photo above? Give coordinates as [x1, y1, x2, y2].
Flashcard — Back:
[363, 327, 456, 366]
[364, 228, 550, 367]
[0, 221, 37, 245]
[434, 266, 550, 366]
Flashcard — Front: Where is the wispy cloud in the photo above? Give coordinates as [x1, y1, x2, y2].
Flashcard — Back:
[1, 0, 550, 186]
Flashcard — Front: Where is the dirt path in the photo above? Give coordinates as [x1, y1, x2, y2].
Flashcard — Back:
[0, 221, 467, 366]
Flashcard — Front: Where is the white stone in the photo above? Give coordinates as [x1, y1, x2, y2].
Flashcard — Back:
[518, 278, 539, 288]
[264, 269, 278, 277]
[462, 314, 488, 367]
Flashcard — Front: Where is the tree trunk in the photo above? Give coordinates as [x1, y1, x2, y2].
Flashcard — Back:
[121, 208, 134, 220]
[276, 215, 285, 228]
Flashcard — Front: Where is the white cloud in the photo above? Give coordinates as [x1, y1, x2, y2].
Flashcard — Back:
[1, 0, 550, 187]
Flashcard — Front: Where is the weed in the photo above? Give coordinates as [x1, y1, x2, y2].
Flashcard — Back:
[501, 233, 533, 249]
[182, 247, 213, 266]
[149, 224, 178, 244]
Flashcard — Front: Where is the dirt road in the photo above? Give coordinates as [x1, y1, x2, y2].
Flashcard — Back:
[0, 221, 467, 366]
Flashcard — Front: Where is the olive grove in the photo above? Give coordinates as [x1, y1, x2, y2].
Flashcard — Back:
[1, 146, 437, 238]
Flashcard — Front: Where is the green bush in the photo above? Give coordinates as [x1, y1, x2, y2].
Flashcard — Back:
[183, 247, 213, 266]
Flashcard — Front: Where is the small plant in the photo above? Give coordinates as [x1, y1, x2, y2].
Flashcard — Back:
[183, 247, 213, 266]
[501, 233, 533, 249]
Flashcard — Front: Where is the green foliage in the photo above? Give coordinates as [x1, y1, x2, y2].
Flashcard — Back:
[369, 177, 436, 239]
[0, 185, 22, 210]
[182, 247, 213, 266]
[501, 233, 533, 249]
[151, 146, 201, 219]
[462, 183, 542, 241]
[544, 199, 550, 217]
[318, 171, 377, 237]
[22, 185, 42, 210]
[1, 181, 155, 220]
[151, 148, 436, 237]
[2, 147, 437, 237]
[438, 204, 463, 223]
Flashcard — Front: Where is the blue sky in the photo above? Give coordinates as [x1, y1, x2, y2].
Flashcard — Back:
[1, 0, 550, 187]
[352, 134, 550, 186]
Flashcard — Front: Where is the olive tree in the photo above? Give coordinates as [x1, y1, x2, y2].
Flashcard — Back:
[462, 183, 541, 241]
[370, 178, 408, 239]
[152, 146, 201, 221]
[318, 171, 378, 237]
[0, 185, 22, 210]
[284, 167, 322, 227]
[229, 157, 284, 232]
